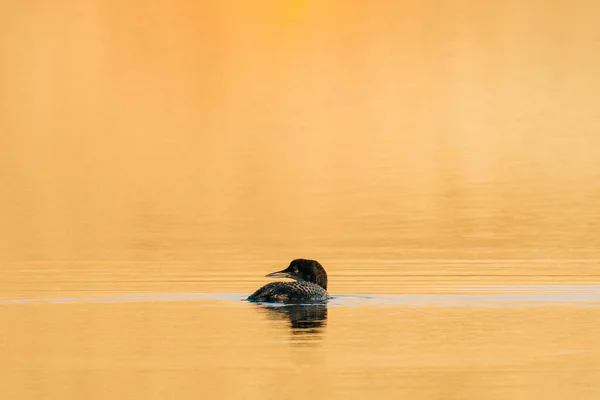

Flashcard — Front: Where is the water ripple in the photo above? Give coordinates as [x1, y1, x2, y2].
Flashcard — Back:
[2, 285, 600, 307]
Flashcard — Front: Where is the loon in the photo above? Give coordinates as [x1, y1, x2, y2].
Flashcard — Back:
[247, 259, 329, 303]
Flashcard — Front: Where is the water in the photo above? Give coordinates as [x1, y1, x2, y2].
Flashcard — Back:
[3, 263, 600, 399]
[2, 0, 600, 398]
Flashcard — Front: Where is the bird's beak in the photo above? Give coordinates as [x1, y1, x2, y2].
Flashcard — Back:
[265, 268, 295, 279]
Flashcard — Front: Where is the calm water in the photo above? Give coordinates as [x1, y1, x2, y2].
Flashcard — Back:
[3, 261, 600, 399]
[2, 1, 600, 399]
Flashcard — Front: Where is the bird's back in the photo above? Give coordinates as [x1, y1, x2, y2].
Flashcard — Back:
[247, 281, 329, 303]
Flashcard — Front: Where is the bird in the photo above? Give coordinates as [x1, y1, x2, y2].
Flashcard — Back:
[247, 259, 329, 303]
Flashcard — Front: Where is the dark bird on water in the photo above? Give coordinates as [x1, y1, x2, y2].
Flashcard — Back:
[247, 259, 329, 303]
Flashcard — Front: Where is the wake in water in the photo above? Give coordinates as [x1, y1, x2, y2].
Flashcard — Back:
[2, 285, 600, 307]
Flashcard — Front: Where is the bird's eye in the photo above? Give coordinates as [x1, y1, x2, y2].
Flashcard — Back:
[294, 267, 298, 273]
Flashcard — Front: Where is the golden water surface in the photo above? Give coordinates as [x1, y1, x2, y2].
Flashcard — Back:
[2, 1, 600, 398]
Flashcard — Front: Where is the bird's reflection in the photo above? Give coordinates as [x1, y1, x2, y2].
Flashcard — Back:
[254, 304, 328, 339]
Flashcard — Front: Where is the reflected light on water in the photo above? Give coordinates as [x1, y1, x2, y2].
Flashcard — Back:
[2, 0, 600, 398]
